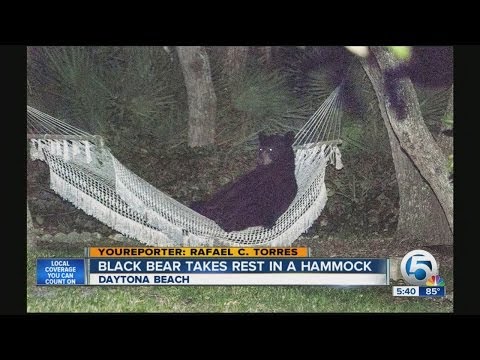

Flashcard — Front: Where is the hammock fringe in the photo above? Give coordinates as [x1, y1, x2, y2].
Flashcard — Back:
[27, 86, 344, 247]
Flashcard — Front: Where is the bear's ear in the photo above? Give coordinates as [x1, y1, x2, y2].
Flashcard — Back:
[258, 131, 267, 144]
[284, 131, 295, 146]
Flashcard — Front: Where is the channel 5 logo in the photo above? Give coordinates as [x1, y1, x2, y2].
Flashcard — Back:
[400, 250, 439, 285]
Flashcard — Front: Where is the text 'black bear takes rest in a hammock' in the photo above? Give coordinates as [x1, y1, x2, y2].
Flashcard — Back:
[190, 132, 298, 232]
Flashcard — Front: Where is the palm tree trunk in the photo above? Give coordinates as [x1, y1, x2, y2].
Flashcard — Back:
[177, 46, 217, 147]
[223, 46, 249, 79]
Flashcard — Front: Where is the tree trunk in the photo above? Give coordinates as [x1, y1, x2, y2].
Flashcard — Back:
[259, 46, 272, 66]
[223, 46, 249, 79]
[384, 109, 452, 244]
[177, 46, 217, 147]
[437, 85, 454, 157]
[27, 201, 33, 231]
[27, 201, 36, 249]
[360, 47, 453, 244]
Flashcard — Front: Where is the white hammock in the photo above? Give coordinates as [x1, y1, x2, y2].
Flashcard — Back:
[27, 86, 344, 247]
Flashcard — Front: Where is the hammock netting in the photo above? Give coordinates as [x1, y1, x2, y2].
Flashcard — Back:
[27, 85, 344, 247]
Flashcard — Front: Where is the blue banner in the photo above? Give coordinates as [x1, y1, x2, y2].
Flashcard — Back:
[37, 259, 86, 285]
[419, 286, 445, 297]
[89, 258, 387, 274]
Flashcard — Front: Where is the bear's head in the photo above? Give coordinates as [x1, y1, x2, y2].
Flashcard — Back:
[257, 131, 295, 167]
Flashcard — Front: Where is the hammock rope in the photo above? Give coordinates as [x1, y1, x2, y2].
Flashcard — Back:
[27, 85, 344, 247]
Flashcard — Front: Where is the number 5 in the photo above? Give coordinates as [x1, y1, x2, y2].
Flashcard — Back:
[408, 256, 431, 276]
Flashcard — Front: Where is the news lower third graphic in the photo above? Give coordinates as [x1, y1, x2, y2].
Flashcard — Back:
[35, 247, 390, 286]
[37, 259, 86, 285]
[392, 249, 446, 297]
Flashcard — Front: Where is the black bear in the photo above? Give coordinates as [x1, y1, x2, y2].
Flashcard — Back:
[191, 131, 298, 232]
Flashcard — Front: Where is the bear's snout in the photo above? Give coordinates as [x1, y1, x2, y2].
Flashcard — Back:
[258, 152, 272, 166]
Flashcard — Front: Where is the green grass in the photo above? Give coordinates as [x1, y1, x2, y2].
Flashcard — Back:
[27, 246, 453, 313]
